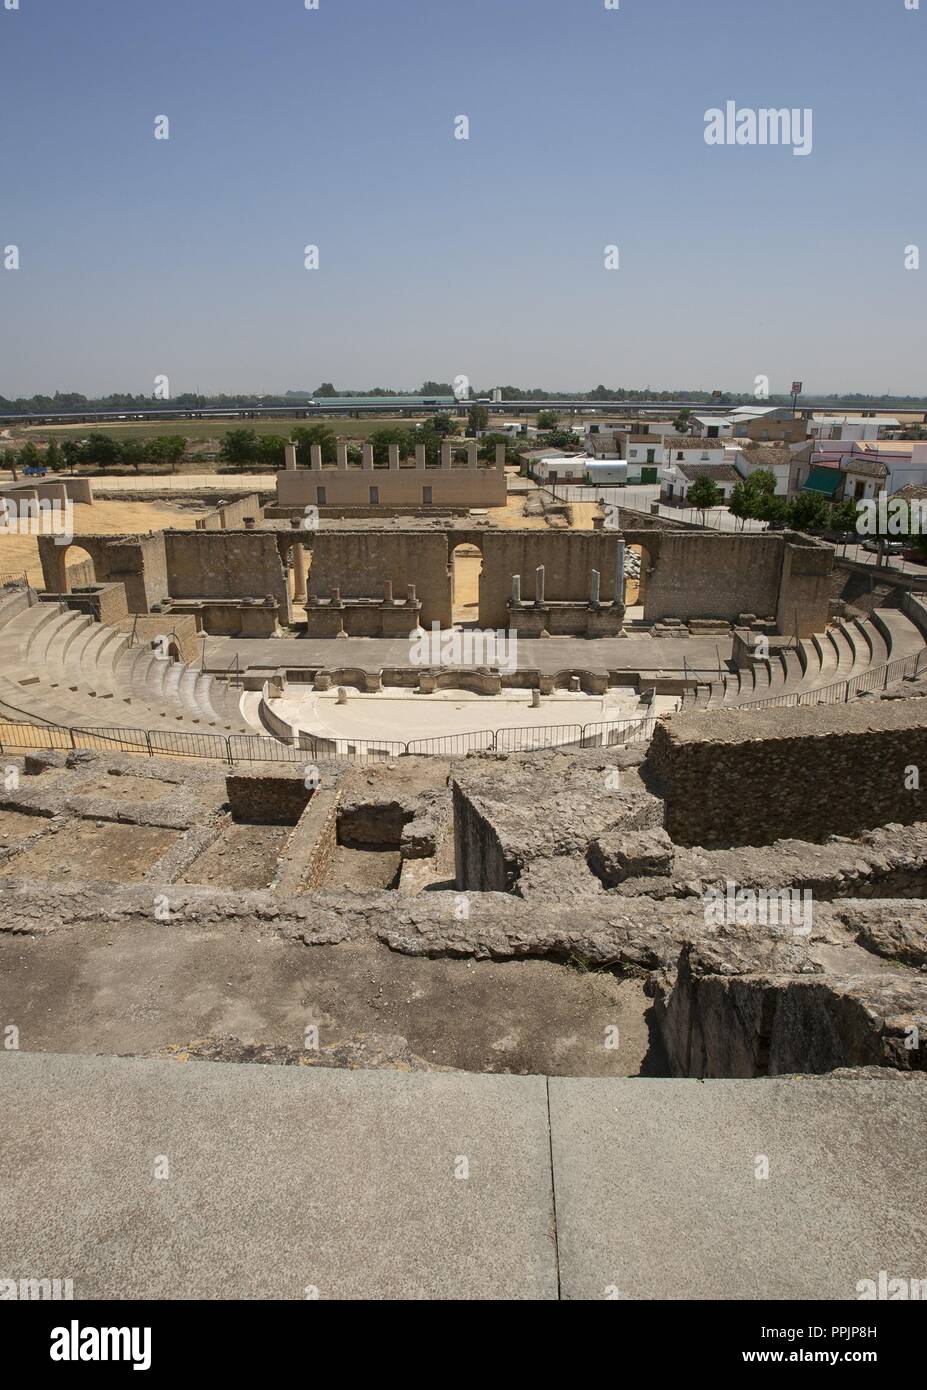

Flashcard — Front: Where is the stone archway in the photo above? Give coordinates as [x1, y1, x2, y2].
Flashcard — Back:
[58, 543, 97, 593]
[624, 542, 651, 610]
[450, 541, 483, 626]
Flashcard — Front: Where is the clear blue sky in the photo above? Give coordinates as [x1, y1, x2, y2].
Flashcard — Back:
[1, 0, 925, 397]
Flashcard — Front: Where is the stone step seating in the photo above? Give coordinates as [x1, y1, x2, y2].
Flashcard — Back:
[0, 594, 260, 738]
[683, 608, 925, 711]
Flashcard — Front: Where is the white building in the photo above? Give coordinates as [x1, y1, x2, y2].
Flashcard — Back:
[689, 414, 734, 439]
[808, 415, 899, 443]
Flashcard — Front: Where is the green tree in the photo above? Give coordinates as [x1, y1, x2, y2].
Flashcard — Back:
[119, 438, 150, 474]
[536, 409, 560, 431]
[728, 481, 752, 529]
[18, 441, 43, 472]
[467, 403, 489, 435]
[745, 468, 777, 499]
[430, 413, 455, 437]
[314, 383, 337, 397]
[45, 439, 65, 473]
[787, 491, 830, 531]
[687, 475, 723, 520]
[219, 429, 260, 469]
[830, 499, 860, 534]
[82, 432, 123, 471]
[256, 434, 288, 470]
[539, 428, 577, 450]
[673, 409, 691, 434]
[368, 427, 415, 466]
[148, 435, 186, 472]
[61, 439, 86, 472]
[754, 493, 788, 524]
[478, 433, 517, 465]
[413, 424, 444, 468]
[291, 424, 337, 466]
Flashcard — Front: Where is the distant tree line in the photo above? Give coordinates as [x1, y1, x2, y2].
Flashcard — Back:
[4, 385, 927, 416]
[3, 434, 186, 475]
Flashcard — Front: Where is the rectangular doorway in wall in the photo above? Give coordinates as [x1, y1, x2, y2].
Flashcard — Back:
[370, 486, 379, 504]
[423, 486, 432, 504]
[317, 486, 326, 504]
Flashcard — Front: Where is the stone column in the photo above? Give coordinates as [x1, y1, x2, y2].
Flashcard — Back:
[614, 540, 626, 601]
[495, 442, 506, 471]
[388, 444, 400, 470]
[383, 579, 394, 605]
[362, 443, 375, 471]
[336, 443, 349, 470]
[590, 569, 601, 606]
[284, 443, 297, 471]
[535, 565, 545, 605]
[415, 444, 427, 469]
[406, 584, 416, 603]
[290, 543, 307, 602]
[287, 518, 307, 601]
[441, 441, 453, 470]
[466, 440, 478, 469]
[309, 444, 322, 470]
[511, 574, 521, 604]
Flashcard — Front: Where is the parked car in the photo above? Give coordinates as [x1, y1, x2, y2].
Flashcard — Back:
[861, 538, 905, 554]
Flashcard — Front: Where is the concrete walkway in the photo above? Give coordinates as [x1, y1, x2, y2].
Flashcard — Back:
[1, 1053, 923, 1300]
[204, 633, 733, 676]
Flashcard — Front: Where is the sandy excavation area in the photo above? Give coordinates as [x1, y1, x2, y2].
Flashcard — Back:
[0, 497, 206, 586]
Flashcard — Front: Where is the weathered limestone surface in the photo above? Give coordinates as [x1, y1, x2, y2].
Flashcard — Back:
[655, 939, 926, 1077]
[452, 753, 663, 892]
[589, 828, 674, 885]
[611, 823, 927, 900]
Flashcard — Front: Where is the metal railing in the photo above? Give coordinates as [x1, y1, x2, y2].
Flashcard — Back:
[0, 713, 659, 765]
[682, 645, 927, 713]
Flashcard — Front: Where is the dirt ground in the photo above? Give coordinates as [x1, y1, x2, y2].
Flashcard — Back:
[0, 497, 206, 586]
[0, 924, 665, 1076]
[70, 773, 180, 806]
[178, 819, 291, 891]
[0, 807, 51, 845]
[325, 845, 402, 891]
[3, 819, 178, 883]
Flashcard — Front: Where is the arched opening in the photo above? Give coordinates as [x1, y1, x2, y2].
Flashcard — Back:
[450, 542, 482, 626]
[624, 542, 650, 613]
[60, 544, 96, 593]
[286, 540, 309, 615]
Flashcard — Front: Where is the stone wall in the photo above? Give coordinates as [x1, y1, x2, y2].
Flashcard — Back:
[647, 699, 927, 846]
[38, 532, 169, 613]
[776, 534, 835, 639]
[477, 531, 623, 630]
[164, 530, 290, 620]
[643, 533, 782, 623]
[196, 494, 264, 531]
[225, 772, 314, 824]
[273, 789, 339, 893]
[307, 531, 452, 628]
